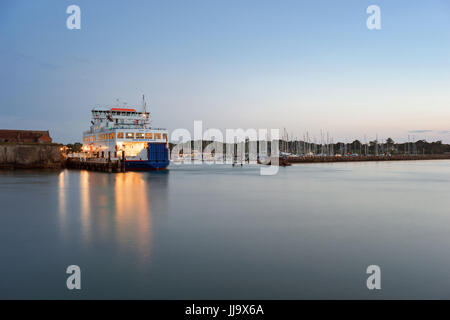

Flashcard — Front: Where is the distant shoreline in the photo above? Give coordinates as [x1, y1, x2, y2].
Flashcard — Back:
[286, 154, 450, 164]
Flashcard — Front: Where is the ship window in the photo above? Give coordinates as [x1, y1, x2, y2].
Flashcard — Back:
[155, 133, 161, 140]
[110, 133, 114, 139]
[136, 133, 144, 139]
[145, 133, 153, 139]
[163, 133, 167, 141]
[126, 132, 134, 139]
[117, 132, 124, 139]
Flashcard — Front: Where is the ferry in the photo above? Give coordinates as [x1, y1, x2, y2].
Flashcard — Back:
[82, 96, 170, 170]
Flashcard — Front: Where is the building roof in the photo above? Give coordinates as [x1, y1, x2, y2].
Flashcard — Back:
[0, 129, 52, 142]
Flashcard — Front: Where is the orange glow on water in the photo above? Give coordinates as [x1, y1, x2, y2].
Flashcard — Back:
[114, 172, 152, 261]
[80, 170, 91, 242]
[58, 170, 67, 233]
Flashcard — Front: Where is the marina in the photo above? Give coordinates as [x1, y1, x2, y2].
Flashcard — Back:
[64, 151, 450, 174]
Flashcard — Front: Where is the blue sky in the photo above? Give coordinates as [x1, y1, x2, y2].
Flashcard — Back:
[1, 0, 450, 143]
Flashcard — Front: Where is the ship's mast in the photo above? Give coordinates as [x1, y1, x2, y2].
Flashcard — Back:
[142, 94, 147, 114]
[141, 94, 151, 128]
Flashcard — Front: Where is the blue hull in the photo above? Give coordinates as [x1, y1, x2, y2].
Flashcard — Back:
[125, 142, 169, 171]
[125, 159, 169, 171]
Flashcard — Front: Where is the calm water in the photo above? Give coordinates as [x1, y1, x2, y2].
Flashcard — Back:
[1, 161, 450, 299]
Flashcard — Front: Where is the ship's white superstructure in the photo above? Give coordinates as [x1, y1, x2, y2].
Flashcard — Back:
[82, 97, 168, 160]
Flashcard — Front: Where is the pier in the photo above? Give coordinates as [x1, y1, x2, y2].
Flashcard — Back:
[64, 152, 450, 173]
[65, 153, 126, 172]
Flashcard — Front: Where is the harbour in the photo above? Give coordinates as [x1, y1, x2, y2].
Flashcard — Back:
[3, 0, 450, 307]
[3, 96, 450, 172]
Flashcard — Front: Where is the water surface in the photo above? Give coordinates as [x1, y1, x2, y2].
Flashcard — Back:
[1, 160, 450, 299]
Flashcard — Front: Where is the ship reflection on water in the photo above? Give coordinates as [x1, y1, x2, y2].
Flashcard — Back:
[56, 169, 169, 288]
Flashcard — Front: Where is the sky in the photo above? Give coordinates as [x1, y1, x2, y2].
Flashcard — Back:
[1, 0, 450, 144]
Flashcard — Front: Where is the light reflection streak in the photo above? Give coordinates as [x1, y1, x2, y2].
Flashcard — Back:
[58, 170, 67, 235]
[114, 172, 152, 264]
[80, 170, 91, 242]
[74, 171, 155, 267]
